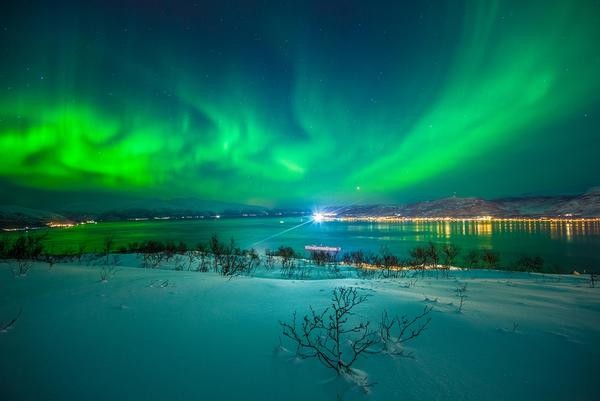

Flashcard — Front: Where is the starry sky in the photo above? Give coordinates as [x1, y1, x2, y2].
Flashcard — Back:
[1, 0, 599, 208]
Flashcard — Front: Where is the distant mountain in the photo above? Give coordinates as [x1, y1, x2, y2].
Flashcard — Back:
[334, 187, 600, 218]
[1, 188, 598, 228]
[0, 198, 268, 228]
[328, 197, 506, 218]
[547, 187, 600, 217]
[401, 197, 508, 217]
[0, 205, 70, 229]
[493, 196, 572, 216]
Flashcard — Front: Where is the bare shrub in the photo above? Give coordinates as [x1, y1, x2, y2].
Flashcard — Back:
[0, 309, 22, 333]
[8, 233, 45, 277]
[590, 272, 598, 288]
[441, 244, 460, 278]
[280, 287, 378, 385]
[409, 246, 428, 269]
[143, 252, 164, 269]
[378, 305, 432, 357]
[426, 242, 439, 268]
[272, 246, 297, 277]
[356, 266, 377, 279]
[482, 250, 500, 269]
[343, 250, 368, 268]
[195, 245, 210, 272]
[264, 252, 276, 270]
[280, 287, 432, 390]
[102, 235, 114, 265]
[455, 283, 468, 312]
[514, 255, 544, 272]
[208, 234, 225, 272]
[378, 247, 400, 279]
[464, 250, 481, 268]
[75, 242, 87, 263]
[13, 260, 32, 277]
[99, 266, 117, 282]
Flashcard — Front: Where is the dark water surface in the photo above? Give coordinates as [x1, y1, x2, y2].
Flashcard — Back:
[20, 217, 600, 272]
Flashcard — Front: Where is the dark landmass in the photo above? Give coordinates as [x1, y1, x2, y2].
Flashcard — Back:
[1, 187, 599, 229]
[331, 187, 600, 218]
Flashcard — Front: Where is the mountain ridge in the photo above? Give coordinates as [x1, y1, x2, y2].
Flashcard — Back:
[1, 188, 598, 228]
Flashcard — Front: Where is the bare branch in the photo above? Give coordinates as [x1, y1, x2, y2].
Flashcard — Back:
[0, 309, 22, 333]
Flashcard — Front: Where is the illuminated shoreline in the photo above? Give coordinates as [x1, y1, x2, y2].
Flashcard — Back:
[2, 215, 600, 233]
[333, 216, 600, 223]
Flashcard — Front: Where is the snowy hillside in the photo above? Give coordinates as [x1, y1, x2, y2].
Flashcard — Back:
[1, 261, 598, 401]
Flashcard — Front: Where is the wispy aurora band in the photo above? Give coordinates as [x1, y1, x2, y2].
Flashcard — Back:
[0, 0, 598, 205]
[350, 1, 600, 194]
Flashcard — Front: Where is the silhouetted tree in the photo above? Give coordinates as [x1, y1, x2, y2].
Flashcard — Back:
[409, 246, 428, 269]
[482, 250, 500, 268]
[441, 244, 460, 268]
[426, 242, 439, 268]
[464, 250, 481, 268]
[514, 255, 544, 272]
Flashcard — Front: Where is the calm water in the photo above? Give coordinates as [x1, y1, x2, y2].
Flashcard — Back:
[17, 217, 600, 272]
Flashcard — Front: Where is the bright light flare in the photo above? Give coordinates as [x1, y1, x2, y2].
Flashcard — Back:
[313, 212, 324, 222]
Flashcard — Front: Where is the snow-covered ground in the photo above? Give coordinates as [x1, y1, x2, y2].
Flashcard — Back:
[1, 258, 598, 401]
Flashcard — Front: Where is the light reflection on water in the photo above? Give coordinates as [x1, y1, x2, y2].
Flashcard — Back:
[412, 220, 600, 241]
[13, 218, 600, 272]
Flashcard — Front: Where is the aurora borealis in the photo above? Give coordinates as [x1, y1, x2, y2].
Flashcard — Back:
[1, 0, 599, 208]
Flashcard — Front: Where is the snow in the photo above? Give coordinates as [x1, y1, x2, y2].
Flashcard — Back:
[1, 259, 599, 401]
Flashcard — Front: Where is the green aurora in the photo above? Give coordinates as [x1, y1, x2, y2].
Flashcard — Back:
[1, 0, 599, 207]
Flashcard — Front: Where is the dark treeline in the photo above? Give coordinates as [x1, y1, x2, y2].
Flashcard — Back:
[0, 232, 563, 275]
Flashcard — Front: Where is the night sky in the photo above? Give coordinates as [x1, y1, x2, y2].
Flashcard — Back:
[1, 0, 599, 208]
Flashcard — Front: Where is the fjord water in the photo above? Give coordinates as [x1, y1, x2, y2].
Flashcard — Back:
[37, 217, 600, 272]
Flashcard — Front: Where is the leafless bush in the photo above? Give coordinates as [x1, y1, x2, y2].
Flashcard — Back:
[455, 283, 468, 312]
[277, 246, 296, 270]
[8, 233, 45, 277]
[409, 246, 428, 269]
[174, 254, 187, 271]
[245, 248, 261, 274]
[464, 249, 481, 268]
[378, 247, 401, 279]
[13, 260, 32, 277]
[280, 287, 378, 385]
[43, 253, 55, 271]
[75, 242, 87, 263]
[264, 253, 276, 270]
[196, 250, 210, 272]
[378, 305, 432, 357]
[208, 234, 225, 272]
[185, 250, 197, 271]
[356, 266, 377, 279]
[590, 272, 598, 288]
[482, 250, 500, 268]
[280, 287, 432, 390]
[0, 309, 22, 333]
[399, 274, 419, 288]
[281, 259, 312, 280]
[272, 247, 297, 278]
[439, 244, 460, 278]
[442, 244, 460, 268]
[102, 235, 114, 265]
[342, 250, 368, 268]
[142, 252, 165, 268]
[426, 242, 439, 268]
[99, 264, 118, 282]
[327, 263, 344, 278]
